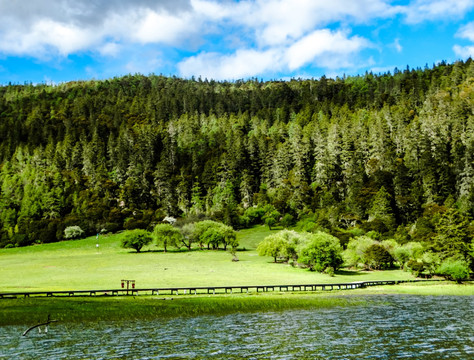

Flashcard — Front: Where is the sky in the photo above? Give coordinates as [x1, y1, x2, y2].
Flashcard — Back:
[1, 0, 474, 84]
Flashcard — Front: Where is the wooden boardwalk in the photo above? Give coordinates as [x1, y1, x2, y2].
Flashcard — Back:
[0, 279, 442, 298]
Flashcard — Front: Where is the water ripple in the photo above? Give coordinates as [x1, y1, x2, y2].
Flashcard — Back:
[1, 295, 473, 359]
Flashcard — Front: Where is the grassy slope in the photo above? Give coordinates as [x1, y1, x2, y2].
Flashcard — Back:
[0, 226, 417, 292]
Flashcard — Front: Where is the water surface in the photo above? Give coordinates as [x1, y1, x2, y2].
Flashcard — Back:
[1, 295, 472, 359]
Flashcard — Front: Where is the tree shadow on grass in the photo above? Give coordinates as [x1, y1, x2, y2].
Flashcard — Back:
[335, 269, 366, 276]
[143, 248, 202, 253]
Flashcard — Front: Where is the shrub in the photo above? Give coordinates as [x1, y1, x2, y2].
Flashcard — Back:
[298, 231, 343, 272]
[295, 218, 320, 233]
[121, 229, 153, 253]
[421, 251, 441, 275]
[437, 258, 471, 283]
[257, 230, 307, 263]
[64, 226, 85, 240]
[280, 214, 295, 228]
[102, 222, 121, 234]
[324, 266, 335, 277]
[406, 260, 424, 277]
[262, 210, 281, 230]
[12, 233, 30, 247]
[123, 218, 147, 230]
[364, 243, 394, 270]
[243, 207, 266, 225]
[257, 233, 291, 263]
[343, 236, 376, 268]
[366, 231, 382, 240]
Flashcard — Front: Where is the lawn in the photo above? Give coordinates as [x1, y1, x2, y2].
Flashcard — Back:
[1, 226, 473, 326]
[0, 226, 456, 293]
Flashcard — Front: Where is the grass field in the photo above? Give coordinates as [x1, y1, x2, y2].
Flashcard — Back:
[0, 227, 472, 326]
[0, 226, 419, 292]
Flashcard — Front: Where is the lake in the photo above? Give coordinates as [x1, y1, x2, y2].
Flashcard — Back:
[1, 295, 473, 359]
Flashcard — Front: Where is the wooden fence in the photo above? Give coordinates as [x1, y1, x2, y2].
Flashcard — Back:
[0, 279, 444, 298]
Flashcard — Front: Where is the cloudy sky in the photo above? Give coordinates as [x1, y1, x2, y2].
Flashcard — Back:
[1, 0, 474, 83]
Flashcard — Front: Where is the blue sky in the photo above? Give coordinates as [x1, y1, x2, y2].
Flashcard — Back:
[1, 0, 474, 84]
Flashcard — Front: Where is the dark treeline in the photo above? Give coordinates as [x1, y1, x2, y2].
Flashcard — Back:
[1, 60, 473, 250]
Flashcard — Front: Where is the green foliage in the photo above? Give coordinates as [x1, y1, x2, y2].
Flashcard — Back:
[120, 229, 153, 253]
[257, 233, 291, 263]
[437, 258, 471, 283]
[406, 260, 424, 277]
[2, 61, 474, 249]
[364, 244, 394, 270]
[343, 236, 376, 268]
[153, 224, 183, 252]
[243, 207, 266, 225]
[295, 217, 320, 233]
[368, 186, 396, 230]
[280, 214, 295, 228]
[190, 220, 238, 250]
[262, 210, 281, 230]
[298, 231, 343, 272]
[420, 251, 441, 275]
[257, 230, 308, 263]
[64, 226, 84, 240]
[433, 208, 472, 259]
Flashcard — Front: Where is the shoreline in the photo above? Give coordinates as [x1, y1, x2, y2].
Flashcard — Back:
[1, 282, 472, 326]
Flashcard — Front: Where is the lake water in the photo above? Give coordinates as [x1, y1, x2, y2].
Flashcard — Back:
[1, 295, 473, 359]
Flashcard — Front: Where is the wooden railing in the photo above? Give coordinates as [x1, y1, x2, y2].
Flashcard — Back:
[0, 279, 444, 298]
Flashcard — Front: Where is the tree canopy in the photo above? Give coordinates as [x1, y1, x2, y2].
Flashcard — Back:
[1, 60, 474, 262]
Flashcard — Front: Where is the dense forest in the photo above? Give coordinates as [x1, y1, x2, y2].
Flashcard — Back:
[0, 60, 473, 263]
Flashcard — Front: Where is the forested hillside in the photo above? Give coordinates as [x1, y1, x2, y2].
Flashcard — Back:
[1, 60, 473, 250]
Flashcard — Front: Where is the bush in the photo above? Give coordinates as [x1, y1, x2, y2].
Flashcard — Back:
[257, 230, 307, 263]
[244, 207, 266, 225]
[295, 218, 320, 233]
[324, 266, 335, 277]
[437, 258, 471, 283]
[280, 214, 295, 228]
[102, 222, 121, 234]
[121, 229, 153, 253]
[262, 210, 281, 230]
[364, 243, 394, 270]
[366, 231, 382, 240]
[64, 226, 85, 240]
[298, 231, 343, 272]
[12, 233, 30, 247]
[123, 218, 148, 230]
[343, 236, 376, 268]
[406, 260, 424, 277]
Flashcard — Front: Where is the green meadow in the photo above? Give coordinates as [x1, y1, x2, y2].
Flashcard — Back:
[1, 226, 472, 325]
[0, 226, 417, 292]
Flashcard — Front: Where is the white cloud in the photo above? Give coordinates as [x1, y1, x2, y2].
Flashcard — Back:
[5, 0, 472, 81]
[178, 49, 282, 80]
[132, 10, 197, 44]
[393, 38, 402, 53]
[453, 44, 474, 58]
[242, 0, 399, 47]
[178, 29, 371, 80]
[456, 21, 474, 41]
[404, 0, 474, 24]
[0, 0, 199, 57]
[285, 29, 370, 70]
[453, 21, 474, 59]
[0, 20, 98, 57]
[99, 42, 121, 57]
